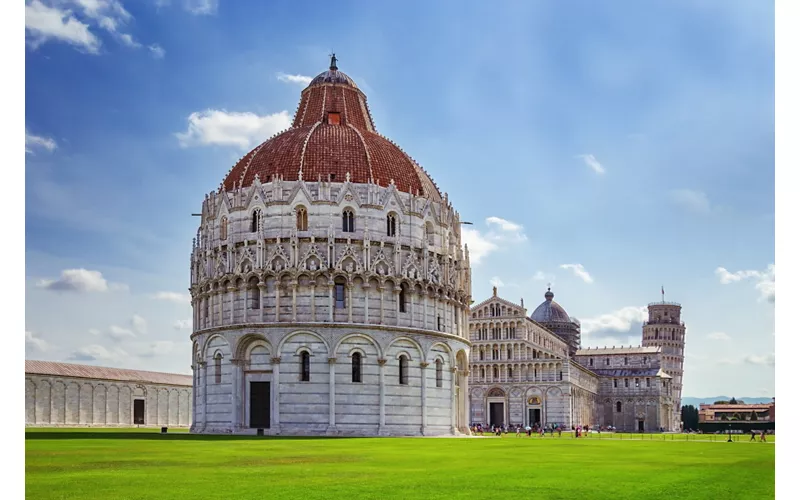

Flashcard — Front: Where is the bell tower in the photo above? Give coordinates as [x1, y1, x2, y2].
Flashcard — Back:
[641, 290, 686, 431]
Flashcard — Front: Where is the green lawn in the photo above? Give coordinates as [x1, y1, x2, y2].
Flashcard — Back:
[25, 428, 774, 500]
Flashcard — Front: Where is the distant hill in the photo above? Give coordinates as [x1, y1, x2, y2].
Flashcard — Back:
[682, 396, 774, 407]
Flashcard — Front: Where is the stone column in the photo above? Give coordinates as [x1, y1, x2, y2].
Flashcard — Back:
[423, 293, 429, 330]
[291, 281, 298, 322]
[271, 356, 281, 432]
[450, 367, 458, 433]
[394, 287, 401, 326]
[275, 283, 280, 322]
[410, 290, 415, 328]
[199, 361, 207, 431]
[379, 287, 385, 324]
[229, 359, 240, 431]
[310, 284, 316, 322]
[454, 301, 460, 337]
[347, 284, 353, 323]
[258, 283, 266, 323]
[228, 286, 236, 324]
[462, 369, 470, 432]
[328, 284, 334, 322]
[378, 358, 387, 435]
[420, 362, 429, 435]
[327, 357, 337, 434]
[364, 283, 370, 324]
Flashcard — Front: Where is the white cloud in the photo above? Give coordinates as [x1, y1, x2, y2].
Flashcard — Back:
[184, 0, 218, 15]
[489, 277, 504, 288]
[138, 341, 176, 358]
[108, 325, 136, 340]
[707, 331, 731, 341]
[744, 353, 774, 366]
[579, 306, 648, 337]
[88, 328, 101, 336]
[131, 314, 147, 335]
[68, 344, 128, 363]
[576, 154, 606, 174]
[37, 268, 128, 293]
[715, 263, 774, 303]
[559, 263, 594, 284]
[173, 319, 192, 330]
[148, 44, 165, 59]
[175, 109, 292, 149]
[25, 0, 101, 53]
[25, 331, 53, 352]
[277, 73, 313, 86]
[669, 189, 714, 215]
[25, 130, 57, 154]
[462, 216, 527, 264]
[150, 291, 191, 304]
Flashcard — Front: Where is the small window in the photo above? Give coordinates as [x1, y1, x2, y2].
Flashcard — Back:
[624, 356, 628, 365]
[342, 209, 355, 233]
[507, 347, 512, 360]
[425, 222, 434, 245]
[646, 378, 651, 388]
[493, 366, 499, 379]
[251, 209, 261, 232]
[296, 206, 308, 231]
[328, 111, 341, 125]
[387, 213, 397, 237]
[399, 285, 407, 313]
[335, 282, 346, 309]
[589, 358, 594, 366]
[606, 357, 610, 366]
[220, 216, 228, 240]
[300, 351, 310, 382]
[435, 359, 443, 388]
[507, 367, 513, 379]
[613, 379, 618, 388]
[437, 315, 443, 331]
[479, 350, 484, 361]
[624, 379, 629, 388]
[480, 367, 485, 379]
[399, 355, 409, 385]
[558, 371, 563, 381]
[214, 353, 222, 384]
[635, 378, 640, 388]
[616, 401, 622, 413]
[248, 280, 260, 309]
[351, 352, 362, 383]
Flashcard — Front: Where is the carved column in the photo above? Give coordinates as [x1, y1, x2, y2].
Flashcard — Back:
[327, 357, 337, 433]
[310, 284, 316, 322]
[328, 284, 334, 322]
[423, 293, 429, 330]
[363, 283, 370, 324]
[410, 290, 416, 329]
[258, 283, 266, 323]
[218, 289, 224, 325]
[227, 286, 236, 324]
[379, 286, 385, 324]
[462, 369, 470, 433]
[199, 361, 207, 431]
[271, 356, 281, 432]
[347, 284, 353, 323]
[291, 281, 298, 322]
[420, 362, 429, 435]
[450, 366, 458, 433]
[229, 358, 241, 431]
[275, 283, 280, 322]
[394, 287, 401, 326]
[378, 358, 387, 434]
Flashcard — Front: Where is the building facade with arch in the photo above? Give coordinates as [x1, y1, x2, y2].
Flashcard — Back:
[189, 57, 472, 436]
[468, 288, 681, 432]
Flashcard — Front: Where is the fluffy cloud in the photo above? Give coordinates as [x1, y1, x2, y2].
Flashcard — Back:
[25, 0, 101, 53]
[68, 344, 128, 363]
[579, 306, 648, 337]
[131, 314, 148, 335]
[138, 341, 176, 358]
[108, 325, 136, 340]
[277, 73, 313, 86]
[175, 109, 292, 149]
[707, 331, 731, 341]
[148, 44, 165, 59]
[669, 189, 714, 215]
[559, 263, 594, 284]
[173, 319, 192, 330]
[744, 353, 775, 367]
[150, 291, 191, 304]
[576, 154, 606, 174]
[37, 268, 128, 293]
[715, 263, 774, 303]
[461, 216, 527, 264]
[184, 0, 218, 15]
[489, 277, 504, 288]
[26, 331, 53, 352]
[25, 130, 57, 154]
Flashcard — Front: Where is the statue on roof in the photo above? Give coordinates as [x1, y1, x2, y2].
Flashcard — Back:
[330, 53, 338, 70]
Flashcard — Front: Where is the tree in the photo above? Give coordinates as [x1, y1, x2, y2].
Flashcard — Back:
[750, 411, 759, 421]
[681, 405, 699, 430]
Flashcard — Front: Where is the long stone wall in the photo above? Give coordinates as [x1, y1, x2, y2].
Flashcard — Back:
[25, 375, 192, 428]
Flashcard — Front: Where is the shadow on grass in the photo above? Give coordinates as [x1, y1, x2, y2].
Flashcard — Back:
[25, 432, 364, 442]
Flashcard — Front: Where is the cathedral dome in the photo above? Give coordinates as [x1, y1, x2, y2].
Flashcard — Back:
[531, 288, 572, 323]
[220, 55, 441, 201]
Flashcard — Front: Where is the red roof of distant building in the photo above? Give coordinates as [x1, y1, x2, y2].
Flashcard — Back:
[25, 360, 192, 387]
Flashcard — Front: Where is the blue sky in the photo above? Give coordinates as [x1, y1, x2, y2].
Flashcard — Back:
[24, 0, 775, 398]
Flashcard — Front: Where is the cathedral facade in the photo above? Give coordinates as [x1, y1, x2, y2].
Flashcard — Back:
[468, 288, 684, 432]
[188, 57, 472, 436]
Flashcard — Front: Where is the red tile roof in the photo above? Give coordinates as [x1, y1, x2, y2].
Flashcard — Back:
[25, 360, 192, 387]
[221, 65, 442, 201]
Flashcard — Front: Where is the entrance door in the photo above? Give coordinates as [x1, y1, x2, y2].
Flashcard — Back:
[250, 382, 270, 428]
[528, 408, 541, 427]
[133, 399, 145, 425]
[638, 420, 645, 432]
[490, 402, 504, 427]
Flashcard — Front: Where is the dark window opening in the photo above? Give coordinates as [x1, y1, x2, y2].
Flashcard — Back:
[300, 351, 310, 381]
[435, 359, 443, 388]
[616, 401, 622, 413]
[328, 112, 341, 125]
[351, 353, 362, 383]
[335, 283, 346, 309]
[133, 399, 145, 425]
[399, 355, 409, 385]
[387, 214, 397, 237]
[214, 353, 222, 384]
[399, 286, 407, 313]
[342, 209, 355, 232]
[251, 209, 261, 232]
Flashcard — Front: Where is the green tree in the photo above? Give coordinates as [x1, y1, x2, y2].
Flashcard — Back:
[680, 405, 700, 429]
[750, 411, 759, 421]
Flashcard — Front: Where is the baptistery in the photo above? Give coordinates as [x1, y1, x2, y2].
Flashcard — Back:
[189, 56, 472, 436]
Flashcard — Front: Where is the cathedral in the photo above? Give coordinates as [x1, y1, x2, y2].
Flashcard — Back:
[188, 56, 472, 436]
[468, 287, 686, 432]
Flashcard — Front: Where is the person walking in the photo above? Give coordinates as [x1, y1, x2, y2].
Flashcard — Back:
[516, 425, 521, 437]
[760, 430, 767, 442]
[750, 430, 756, 442]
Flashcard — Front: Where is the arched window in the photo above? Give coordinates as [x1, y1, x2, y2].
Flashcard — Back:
[492, 348, 499, 360]
[479, 350, 484, 361]
[616, 401, 622, 413]
[219, 216, 228, 240]
[296, 206, 308, 231]
[480, 367, 485, 380]
[507, 347, 512, 360]
[214, 353, 222, 384]
[248, 279, 260, 309]
[300, 351, 310, 381]
[507, 367, 513, 379]
[493, 366, 499, 379]
[435, 359, 443, 388]
[671, 331, 675, 340]
[589, 358, 594, 366]
[251, 208, 261, 232]
[334, 278, 346, 309]
[351, 352, 362, 383]
[386, 213, 397, 237]
[425, 222, 434, 245]
[342, 209, 355, 233]
[606, 357, 610, 366]
[624, 356, 628, 365]
[399, 284, 407, 313]
[399, 355, 409, 385]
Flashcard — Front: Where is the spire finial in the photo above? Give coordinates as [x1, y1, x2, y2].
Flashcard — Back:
[329, 52, 338, 70]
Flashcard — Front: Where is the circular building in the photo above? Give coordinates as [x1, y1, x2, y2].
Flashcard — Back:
[530, 288, 581, 355]
[189, 56, 472, 436]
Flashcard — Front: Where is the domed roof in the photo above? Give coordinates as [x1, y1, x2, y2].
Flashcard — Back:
[220, 56, 442, 201]
[531, 288, 572, 323]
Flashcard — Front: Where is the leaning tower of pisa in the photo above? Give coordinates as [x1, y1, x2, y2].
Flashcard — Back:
[641, 296, 686, 431]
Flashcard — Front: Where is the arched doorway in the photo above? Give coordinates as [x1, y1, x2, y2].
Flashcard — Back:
[486, 387, 506, 427]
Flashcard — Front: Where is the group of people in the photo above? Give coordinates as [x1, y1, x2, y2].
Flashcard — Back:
[749, 429, 769, 442]
[470, 423, 568, 437]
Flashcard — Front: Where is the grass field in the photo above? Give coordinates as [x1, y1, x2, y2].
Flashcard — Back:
[25, 428, 775, 500]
